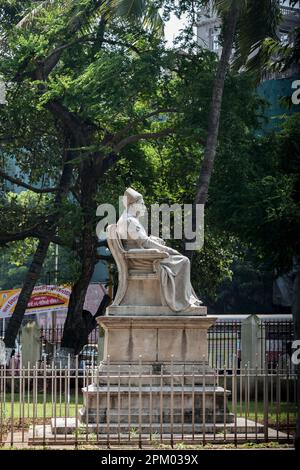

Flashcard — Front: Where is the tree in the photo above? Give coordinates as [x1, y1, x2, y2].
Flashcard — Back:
[0, 0, 218, 354]
[111, 0, 280, 232]
[0, 67, 75, 350]
[185, 0, 280, 263]
[208, 109, 300, 446]
[99, 69, 268, 306]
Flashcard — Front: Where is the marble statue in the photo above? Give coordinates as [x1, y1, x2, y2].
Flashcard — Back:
[116, 187, 202, 312]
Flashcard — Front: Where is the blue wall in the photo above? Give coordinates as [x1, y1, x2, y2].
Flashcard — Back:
[257, 75, 300, 133]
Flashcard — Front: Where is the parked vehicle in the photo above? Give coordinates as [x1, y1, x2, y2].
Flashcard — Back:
[79, 344, 98, 369]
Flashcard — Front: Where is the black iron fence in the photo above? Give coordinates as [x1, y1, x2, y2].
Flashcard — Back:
[0, 317, 295, 372]
[0, 361, 297, 448]
[208, 319, 294, 371]
[208, 321, 241, 371]
[39, 326, 99, 367]
[261, 321, 294, 370]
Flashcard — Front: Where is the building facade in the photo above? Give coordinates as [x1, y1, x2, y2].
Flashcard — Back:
[196, 0, 300, 60]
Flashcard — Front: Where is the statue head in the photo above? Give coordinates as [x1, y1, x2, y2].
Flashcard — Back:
[123, 187, 146, 217]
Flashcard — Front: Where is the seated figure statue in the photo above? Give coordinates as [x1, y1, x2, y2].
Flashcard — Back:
[115, 187, 202, 313]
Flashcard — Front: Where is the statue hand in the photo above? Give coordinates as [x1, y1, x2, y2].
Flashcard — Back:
[165, 247, 178, 255]
[150, 235, 166, 245]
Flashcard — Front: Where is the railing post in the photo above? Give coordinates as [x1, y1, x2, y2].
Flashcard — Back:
[97, 327, 105, 364]
[20, 322, 41, 368]
[264, 356, 269, 442]
[241, 315, 263, 370]
[0, 339, 5, 366]
[10, 359, 14, 447]
[241, 315, 265, 395]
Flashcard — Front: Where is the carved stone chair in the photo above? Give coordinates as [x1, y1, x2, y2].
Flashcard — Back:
[106, 224, 172, 315]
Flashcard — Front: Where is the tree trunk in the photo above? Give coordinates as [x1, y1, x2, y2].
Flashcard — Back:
[186, 4, 239, 261]
[60, 230, 97, 354]
[4, 237, 52, 348]
[4, 154, 73, 350]
[195, 4, 239, 207]
[60, 165, 99, 354]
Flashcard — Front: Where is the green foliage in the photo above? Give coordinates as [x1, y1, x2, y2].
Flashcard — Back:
[212, 250, 274, 313]
[0, 191, 51, 235]
[210, 112, 300, 273]
[0, 0, 295, 314]
[232, 0, 281, 73]
[0, 239, 81, 290]
[96, 70, 265, 300]
[106, 0, 164, 34]
[191, 230, 237, 301]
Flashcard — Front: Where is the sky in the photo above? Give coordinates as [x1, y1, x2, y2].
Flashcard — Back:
[164, 13, 189, 47]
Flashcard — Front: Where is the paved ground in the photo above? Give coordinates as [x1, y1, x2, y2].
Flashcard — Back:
[1, 421, 293, 450]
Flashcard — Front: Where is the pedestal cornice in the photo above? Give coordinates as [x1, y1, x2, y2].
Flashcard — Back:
[97, 315, 216, 330]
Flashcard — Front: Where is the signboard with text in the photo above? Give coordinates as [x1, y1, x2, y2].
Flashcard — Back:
[0, 283, 107, 329]
[0, 285, 71, 318]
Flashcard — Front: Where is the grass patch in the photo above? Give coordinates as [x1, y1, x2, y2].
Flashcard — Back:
[0, 395, 296, 433]
[1, 393, 83, 419]
[228, 400, 297, 430]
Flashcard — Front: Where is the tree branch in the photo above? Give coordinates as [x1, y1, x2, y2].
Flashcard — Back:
[70, 187, 81, 203]
[0, 170, 58, 193]
[39, 34, 140, 82]
[17, 1, 57, 29]
[102, 38, 141, 54]
[113, 128, 175, 153]
[42, 35, 95, 77]
[0, 226, 43, 246]
[15, 2, 105, 81]
[110, 108, 178, 145]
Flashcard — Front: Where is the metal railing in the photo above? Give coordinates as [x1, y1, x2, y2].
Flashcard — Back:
[39, 325, 99, 366]
[208, 321, 241, 371]
[261, 320, 294, 370]
[0, 358, 297, 448]
[208, 319, 294, 371]
[1, 319, 295, 372]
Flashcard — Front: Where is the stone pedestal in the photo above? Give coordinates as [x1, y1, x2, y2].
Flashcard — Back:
[100, 315, 212, 363]
[79, 315, 234, 432]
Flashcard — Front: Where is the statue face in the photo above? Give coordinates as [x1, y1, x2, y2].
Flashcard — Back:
[130, 199, 146, 217]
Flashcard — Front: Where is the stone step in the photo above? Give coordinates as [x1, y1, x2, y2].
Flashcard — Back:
[53, 417, 261, 434]
[28, 417, 268, 445]
[82, 385, 230, 393]
[78, 408, 235, 425]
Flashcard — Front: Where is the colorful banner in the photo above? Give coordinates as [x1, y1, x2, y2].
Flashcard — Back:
[0, 284, 107, 326]
[0, 285, 71, 318]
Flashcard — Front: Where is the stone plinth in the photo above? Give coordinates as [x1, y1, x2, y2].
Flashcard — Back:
[79, 315, 234, 432]
[79, 384, 233, 428]
[100, 315, 213, 364]
[106, 305, 207, 316]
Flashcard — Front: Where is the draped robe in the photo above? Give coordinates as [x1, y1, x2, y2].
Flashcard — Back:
[116, 212, 201, 312]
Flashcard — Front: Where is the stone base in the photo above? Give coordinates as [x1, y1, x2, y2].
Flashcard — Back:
[98, 315, 216, 363]
[28, 418, 275, 445]
[77, 315, 234, 430]
[106, 305, 207, 316]
[79, 383, 234, 429]
[53, 416, 260, 434]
